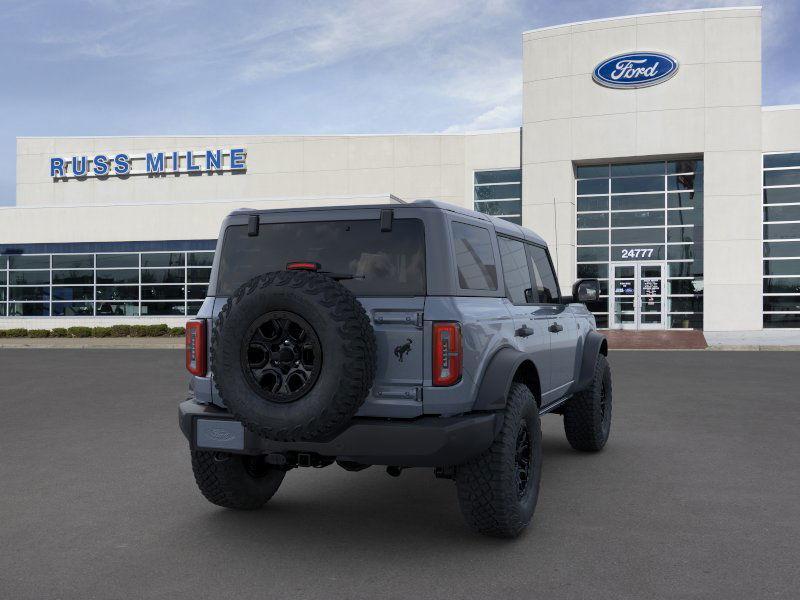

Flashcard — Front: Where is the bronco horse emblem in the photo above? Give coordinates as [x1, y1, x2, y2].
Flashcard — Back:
[394, 338, 413, 363]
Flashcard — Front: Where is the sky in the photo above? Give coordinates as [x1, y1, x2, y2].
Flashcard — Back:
[1, 0, 798, 206]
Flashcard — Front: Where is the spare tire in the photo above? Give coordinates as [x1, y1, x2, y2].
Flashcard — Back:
[211, 270, 376, 442]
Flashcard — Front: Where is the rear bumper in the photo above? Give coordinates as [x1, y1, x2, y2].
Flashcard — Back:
[179, 400, 498, 467]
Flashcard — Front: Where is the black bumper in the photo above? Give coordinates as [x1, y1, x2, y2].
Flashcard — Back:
[179, 400, 498, 467]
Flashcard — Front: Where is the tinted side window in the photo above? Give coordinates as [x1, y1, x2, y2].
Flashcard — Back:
[451, 222, 498, 291]
[526, 244, 560, 303]
[498, 237, 533, 304]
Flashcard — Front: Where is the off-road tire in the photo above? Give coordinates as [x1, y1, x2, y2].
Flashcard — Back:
[455, 383, 542, 538]
[211, 270, 376, 442]
[563, 354, 612, 452]
[191, 451, 285, 510]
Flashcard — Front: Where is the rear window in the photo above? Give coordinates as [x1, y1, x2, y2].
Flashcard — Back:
[216, 219, 426, 296]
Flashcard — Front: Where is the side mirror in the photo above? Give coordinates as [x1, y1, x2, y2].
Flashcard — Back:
[572, 278, 600, 303]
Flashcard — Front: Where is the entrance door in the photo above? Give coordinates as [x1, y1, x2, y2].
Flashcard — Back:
[610, 262, 666, 330]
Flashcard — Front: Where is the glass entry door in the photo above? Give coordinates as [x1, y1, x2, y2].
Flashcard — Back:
[610, 262, 666, 330]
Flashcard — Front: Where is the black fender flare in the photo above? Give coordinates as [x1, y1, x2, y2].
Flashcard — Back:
[572, 331, 608, 393]
[473, 347, 539, 411]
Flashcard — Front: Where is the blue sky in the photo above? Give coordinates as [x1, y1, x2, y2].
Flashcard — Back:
[1, 0, 798, 206]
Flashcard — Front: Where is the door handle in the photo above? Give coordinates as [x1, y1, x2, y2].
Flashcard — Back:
[515, 325, 534, 338]
[548, 322, 563, 333]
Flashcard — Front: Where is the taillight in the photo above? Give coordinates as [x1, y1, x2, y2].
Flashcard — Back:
[186, 320, 207, 376]
[432, 322, 462, 386]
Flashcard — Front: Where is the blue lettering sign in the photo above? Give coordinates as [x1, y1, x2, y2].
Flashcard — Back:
[50, 158, 65, 177]
[72, 156, 88, 177]
[171, 151, 180, 172]
[113, 153, 130, 175]
[206, 149, 221, 170]
[230, 148, 246, 170]
[186, 150, 200, 172]
[593, 52, 678, 89]
[93, 154, 109, 176]
[146, 152, 165, 173]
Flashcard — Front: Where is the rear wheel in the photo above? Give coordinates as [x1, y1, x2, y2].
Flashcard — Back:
[455, 383, 542, 538]
[563, 354, 612, 452]
[191, 451, 285, 510]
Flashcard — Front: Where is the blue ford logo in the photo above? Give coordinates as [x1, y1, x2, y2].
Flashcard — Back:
[593, 52, 678, 89]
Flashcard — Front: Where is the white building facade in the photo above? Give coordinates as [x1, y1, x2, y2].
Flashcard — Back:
[2, 6, 799, 334]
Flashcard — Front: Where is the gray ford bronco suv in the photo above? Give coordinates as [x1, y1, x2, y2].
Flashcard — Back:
[179, 199, 611, 537]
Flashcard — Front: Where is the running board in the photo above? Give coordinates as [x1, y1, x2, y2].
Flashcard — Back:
[539, 395, 571, 415]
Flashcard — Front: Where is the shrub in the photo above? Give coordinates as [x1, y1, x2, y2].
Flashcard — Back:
[0, 330, 5, 338]
[4, 328, 28, 338]
[168, 326, 186, 337]
[67, 326, 92, 338]
[92, 327, 113, 338]
[129, 325, 149, 337]
[109, 324, 132, 337]
[145, 324, 169, 337]
[51, 328, 69, 338]
[28, 329, 51, 338]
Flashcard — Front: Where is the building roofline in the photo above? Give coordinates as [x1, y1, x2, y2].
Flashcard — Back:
[763, 104, 800, 112]
[522, 5, 761, 36]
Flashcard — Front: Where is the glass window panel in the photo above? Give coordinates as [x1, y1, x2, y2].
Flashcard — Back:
[667, 227, 695, 243]
[576, 179, 608, 195]
[141, 253, 185, 268]
[764, 170, 800, 187]
[526, 244, 560, 303]
[187, 285, 208, 300]
[498, 237, 533, 304]
[52, 302, 94, 316]
[611, 246, 665, 261]
[187, 268, 211, 283]
[577, 197, 608, 212]
[764, 259, 800, 276]
[141, 285, 185, 300]
[52, 254, 93, 269]
[667, 191, 702, 209]
[140, 302, 186, 316]
[763, 187, 800, 204]
[611, 162, 664, 177]
[0, 288, 5, 301]
[670, 314, 703, 329]
[764, 241, 800, 258]
[141, 268, 185, 284]
[577, 212, 608, 229]
[96, 286, 139, 301]
[667, 160, 702, 174]
[763, 296, 800, 312]
[0, 304, 5, 316]
[611, 194, 664, 210]
[96, 269, 138, 284]
[611, 176, 663, 194]
[474, 200, 522, 216]
[764, 205, 800, 222]
[577, 246, 609, 262]
[451, 222, 498, 291]
[8, 302, 49, 316]
[0, 256, 6, 269]
[594, 314, 608, 328]
[9, 271, 50, 285]
[474, 184, 521, 201]
[577, 264, 608, 278]
[10, 286, 49, 301]
[669, 297, 702, 312]
[576, 165, 608, 179]
[585, 298, 608, 313]
[764, 314, 800, 328]
[764, 223, 800, 240]
[9, 255, 49, 269]
[667, 245, 694, 260]
[96, 254, 138, 268]
[577, 230, 608, 245]
[763, 277, 800, 293]
[611, 228, 664, 244]
[187, 302, 203, 316]
[611, 210, 664, 228]
[52, 286, 93, 301]
[764, 153, 800, 169]
[667, 174, 700, 191]
[667, 209, 699, 225]
[96, 302, 139, 316]
[669, 279, 704, 295]
[474, 170, 520, 184]
[668, 262, 695, 277]
[502, 216, 522, 225]
[52, 270, 93, 284]
[0, 271, 4, 285]
[187, 252, 214, 267]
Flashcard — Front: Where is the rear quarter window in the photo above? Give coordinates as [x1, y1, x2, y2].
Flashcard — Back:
[451, 222, 498, 291]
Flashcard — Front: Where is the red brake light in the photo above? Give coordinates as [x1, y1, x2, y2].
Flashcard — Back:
[186, 320, 207, 376]
[286, 261, 320, 271]
[433, 322, 462, 386]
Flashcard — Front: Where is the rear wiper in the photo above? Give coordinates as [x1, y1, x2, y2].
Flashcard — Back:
[320, 271, 365, 281]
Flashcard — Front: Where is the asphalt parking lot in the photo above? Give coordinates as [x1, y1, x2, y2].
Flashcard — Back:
[1, 349, 798, 600]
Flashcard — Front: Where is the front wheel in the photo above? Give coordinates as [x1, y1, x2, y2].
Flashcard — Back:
[455, 383, 542, 538]
[191, 451, 286, 510]
[563, 354, 612, 452]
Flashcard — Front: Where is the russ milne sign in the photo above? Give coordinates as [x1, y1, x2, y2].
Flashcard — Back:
[50, 148, 246, 179]
[593, 52, 678, 89]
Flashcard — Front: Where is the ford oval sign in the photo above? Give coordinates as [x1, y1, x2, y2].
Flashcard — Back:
[593, 52, 679, 89]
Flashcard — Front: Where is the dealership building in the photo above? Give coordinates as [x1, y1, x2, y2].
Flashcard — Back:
[2, 6, 799, 336]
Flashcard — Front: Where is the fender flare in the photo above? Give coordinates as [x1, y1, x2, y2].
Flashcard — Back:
[473, 347, 537, 411]
[572, 331, 608, 393]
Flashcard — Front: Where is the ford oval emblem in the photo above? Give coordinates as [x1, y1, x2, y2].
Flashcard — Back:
[593, 52, 679, 89]
[208, 428, 235, 441]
